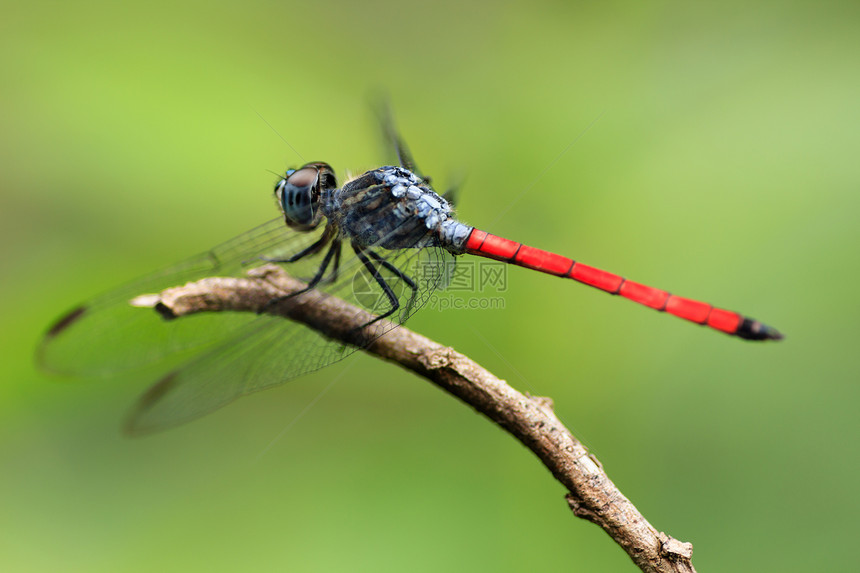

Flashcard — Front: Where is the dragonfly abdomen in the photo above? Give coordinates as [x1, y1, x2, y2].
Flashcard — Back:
[464, 229, 782, 341]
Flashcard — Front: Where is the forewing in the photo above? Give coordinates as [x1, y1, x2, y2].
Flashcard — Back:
[38, 218, 326, 377]
[41, 196, 456, 434]
[125, 240, 455, 435]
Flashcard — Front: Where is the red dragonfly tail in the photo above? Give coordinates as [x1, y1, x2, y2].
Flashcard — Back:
[463, 229, 782, 341]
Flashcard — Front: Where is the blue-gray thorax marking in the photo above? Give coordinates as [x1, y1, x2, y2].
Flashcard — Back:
[322, 167, 472, 253]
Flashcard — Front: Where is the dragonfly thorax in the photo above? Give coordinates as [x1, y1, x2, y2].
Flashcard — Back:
[274, 162, 336, 232]
[328, 166, 472, 253]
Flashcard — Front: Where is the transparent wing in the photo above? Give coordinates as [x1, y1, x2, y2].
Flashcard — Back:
[373, 98, 426, 178]
[40, 208, 455, 434]
[124, 239, 455, 435]
[38, 218, 326, 377]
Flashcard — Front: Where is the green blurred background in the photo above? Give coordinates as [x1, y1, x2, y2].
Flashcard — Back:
[3, 1, 858, 571]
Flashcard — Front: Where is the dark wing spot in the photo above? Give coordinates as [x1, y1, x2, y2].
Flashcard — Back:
[46, 305, 87, 338]
[123, 371, 180, 436]
[154, 302, 177, 320]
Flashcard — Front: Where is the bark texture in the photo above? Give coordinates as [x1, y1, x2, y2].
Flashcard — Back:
[141, 264, 696, 573]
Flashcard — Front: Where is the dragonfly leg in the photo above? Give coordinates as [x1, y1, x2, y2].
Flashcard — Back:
[366, 249, 419, 302]
[352, 247, 409, 329]
[259, 239, 342, 314]
[346, 245, 422, 347]
[258, 224, 336, 264]
[322, 240, 342, 285]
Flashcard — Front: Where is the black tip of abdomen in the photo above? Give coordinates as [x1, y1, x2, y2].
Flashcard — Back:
[736, 317, 784, 341]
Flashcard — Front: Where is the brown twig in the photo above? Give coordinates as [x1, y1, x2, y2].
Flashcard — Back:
[142, 264, 696, 573]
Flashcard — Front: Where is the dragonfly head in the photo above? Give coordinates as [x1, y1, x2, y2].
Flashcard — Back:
[274, 162, 336, 231]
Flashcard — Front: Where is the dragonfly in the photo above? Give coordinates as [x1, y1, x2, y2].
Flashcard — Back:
[39, 113, 782, 434]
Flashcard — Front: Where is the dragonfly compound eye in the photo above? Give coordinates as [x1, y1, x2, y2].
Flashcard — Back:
[277, 166, 322, 229]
